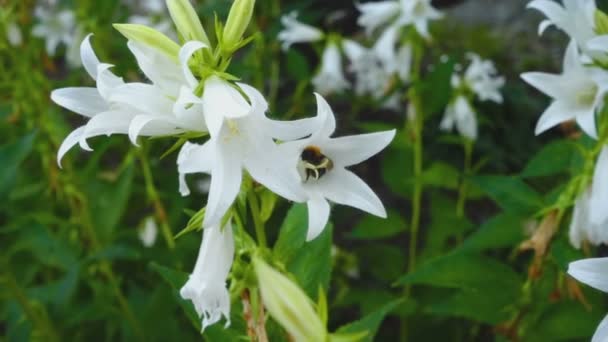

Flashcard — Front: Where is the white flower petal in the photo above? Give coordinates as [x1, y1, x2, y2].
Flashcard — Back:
[180, 222, 234, 331]
[110, 83, 173, 115]
[80, 34, 100, 80]
[306, 194, 330, 241]
[588, 35, 608, 53]
[575, 108, 598, 139]
[51, 87, 109, 117]
[57, 126, 85, 167]
[312, 93, 337, 139]
[534, 100, 577, 135]
[356, 1, 400, 35]
[323, 130, 396, 167]
[80, 110, 134, 150]
[177, 141, 215, 196]
[203, 146, 243, 228]
[590, 147, 608, 224]
[179, 41, 208, 88]
[592, 314, 608, 342]
[568, 257, 608, 293]
[203, 77, 251, 136]
[127, 40, 184, 95]
[127, 114, 182, 146]
[96, 63, 124, 99]
[321, 169, 386, 218]
[278, 11, 324, 50]
[520, 72, 566, 99]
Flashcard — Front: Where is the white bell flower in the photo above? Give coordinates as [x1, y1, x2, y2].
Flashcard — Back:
[440, 95, 477, 140]
[568, 188, 608, 248]
[138, 217, 158, 248]
[568, 257, 608, 342]
[277, 94, 395, 241]
[277, 11, 324, 51]
[356, 1, 400, 35]
[463, 53, 505, 103]
[7, 21, 22, 46]
[342, 39, 389, 99]
[521, 42, 608, 138]
[177, 83, 317, 228]
[357, 0, 442, 38]
[312, 42, 349, 95]
[590, 146, 608, 225]
[32, 5, 76, 56]
[397, 0, 443, 39]
[180, 222, 235, 332]
[528, 0, 597, 55]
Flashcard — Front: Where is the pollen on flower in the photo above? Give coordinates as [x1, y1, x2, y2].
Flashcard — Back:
[297, 145, 334, 182]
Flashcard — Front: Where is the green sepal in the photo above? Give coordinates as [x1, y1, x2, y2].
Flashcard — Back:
[175, 207, 206, 239]
[113, 23, 180, 61]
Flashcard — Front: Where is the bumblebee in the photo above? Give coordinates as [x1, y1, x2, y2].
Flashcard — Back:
[298, 146, 334, 181]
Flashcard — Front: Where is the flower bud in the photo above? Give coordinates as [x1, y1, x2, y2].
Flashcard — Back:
[222, 0, 255, 52]
[166, 0, 210, 45]
[113, 24, 180, 60]
[253, 257, 327, 342]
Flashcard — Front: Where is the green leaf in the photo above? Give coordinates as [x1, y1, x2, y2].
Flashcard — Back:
[418, 60, 454, 115]
[422, 193, 472, 260]
[461, 213, 526, 252]
[273, 203, 308, 263]
[381, 138, 414, 197]
[336, 299, 403, 342]
[396, 251, 522, 291]
[0, 132, 36, 195]
[288, 223, 333, 300]
[356, 244, 405, 282]
[526, 302, 603, 341]
[113, 24, 180, 60]
[421, 162, 460, 189]
[471, 175, 544, 215]
[349, 210, 407, 240]
[521, 140, 583, 178]
[286, 49, 310, 80]
[87, 162, 135, 241]
[150, 262, 201, 331]
[425, 287, 515, 324]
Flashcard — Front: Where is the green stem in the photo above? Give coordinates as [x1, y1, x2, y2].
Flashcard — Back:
[456, 140, 473, 218]
[2, 266, 59, 342]
[136, 146, 175, 249]
[248, 191, 267, 248]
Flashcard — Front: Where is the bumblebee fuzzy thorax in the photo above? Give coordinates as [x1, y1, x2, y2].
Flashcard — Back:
[297, 145, 334, 182]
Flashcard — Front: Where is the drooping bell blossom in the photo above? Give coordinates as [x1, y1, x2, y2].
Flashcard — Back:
[528, 0, 597, 55]
[180, 222, 235, 331]
[277, 94, 395, 240]
[177, 83, 317, 228]
[461, 53, 505, 103]
[357, 0, 442, 38]
[568, 188, 608, 248]
[440, 95, 477, 140]
[138, 217, 158, 248]
[568, 257, 608, 342]
[7, 21, 22, 46]
[312, 42, 350, 95]
[32, 5, 76, 56]
[521, 41, 608, 138]
[590, 146, 608, 225]
[277, 11, 324, 51]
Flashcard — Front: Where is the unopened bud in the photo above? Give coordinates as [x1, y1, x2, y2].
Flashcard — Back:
[222, 0, 255, 52]
[166, 0, 210, 45]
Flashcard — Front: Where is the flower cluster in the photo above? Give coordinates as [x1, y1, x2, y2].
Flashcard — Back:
[440, 54, 505, 140]
[277, 0, 442, 108]
[51, 0, 394, 332]
[32, 0, 81, 66]
[524, 1, 608, 340]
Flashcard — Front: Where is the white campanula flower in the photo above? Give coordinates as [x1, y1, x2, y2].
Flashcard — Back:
[312, 42, 349, 95]
[521, 42, 608, 138]
[462, 53, 505, 103]
[357, 0, 442, 38]
[590, 146, 608, 226]
[52, 36, 207, 165]
[138, 217, 158, 248]
[177, 83, 317, 228]
[7, 21, 22, 46]
[277, 11, 324, 51]
[32, 5, 76, 56]
[277, 94, 395, 240]
[528, 0, 597, 55]
[568, 188, 608, 248]
[180, 222, 235, 331]
[568, 257, 608, 342]
[440, 95, 477, 140]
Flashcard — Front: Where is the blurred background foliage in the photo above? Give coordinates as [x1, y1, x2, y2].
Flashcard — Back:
[3, 0, 608, 341]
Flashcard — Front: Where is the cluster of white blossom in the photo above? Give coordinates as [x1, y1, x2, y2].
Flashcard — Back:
[523, 1, 608, 340]
[51, 0, 394, 331]
[277, 0, 442, 109]
[440, 54, 505, 140]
